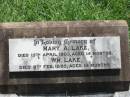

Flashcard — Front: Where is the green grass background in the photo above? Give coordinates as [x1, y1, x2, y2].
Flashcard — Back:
[0, 0, 128, 22]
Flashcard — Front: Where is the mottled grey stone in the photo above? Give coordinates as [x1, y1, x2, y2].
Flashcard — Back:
[9, 37, 121, 72]
[0, 20, 129, 94]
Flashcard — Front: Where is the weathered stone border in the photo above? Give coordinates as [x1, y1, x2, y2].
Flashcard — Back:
[0, 20, 129, 94]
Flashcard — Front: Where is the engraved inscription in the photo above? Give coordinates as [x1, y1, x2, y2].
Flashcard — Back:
[9, 37, 121, 72]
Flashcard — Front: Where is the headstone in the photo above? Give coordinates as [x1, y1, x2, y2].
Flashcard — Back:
[0, 21, 129, 95]
[9, 37, 121, 72]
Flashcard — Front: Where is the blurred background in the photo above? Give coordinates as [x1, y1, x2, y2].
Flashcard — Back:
[0, 0, 128, 21]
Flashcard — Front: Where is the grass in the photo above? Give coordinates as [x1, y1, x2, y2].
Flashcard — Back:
[0, 0, 127, 22]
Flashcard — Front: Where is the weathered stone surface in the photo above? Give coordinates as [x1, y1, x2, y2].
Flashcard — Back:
[1, 90, 130, 97]
[0, 20, 129, 94]
[9, 37, 121, 72]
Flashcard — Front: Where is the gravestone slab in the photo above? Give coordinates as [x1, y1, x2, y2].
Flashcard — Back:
[9, 37, 121, 72]
[0, 20, 129, 94]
